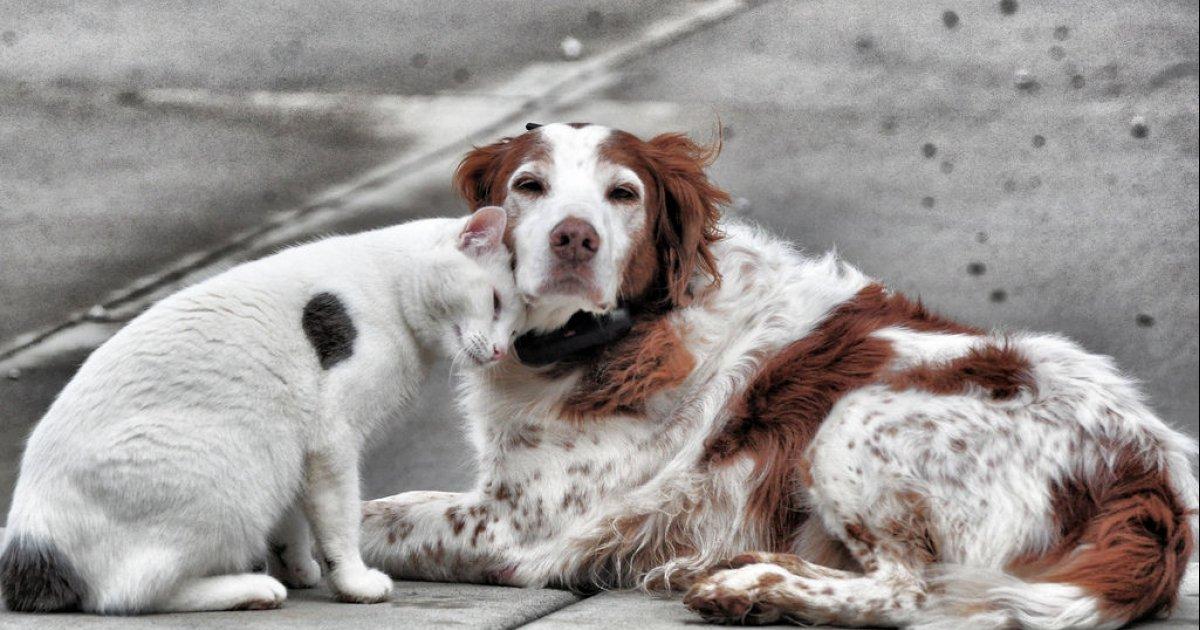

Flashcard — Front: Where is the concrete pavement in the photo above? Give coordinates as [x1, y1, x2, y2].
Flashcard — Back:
[1, 0, 1197, 627]
[0, 520, 1194, 630]
[0, 522, 1195, 628]
[0, 585, 1196, 629]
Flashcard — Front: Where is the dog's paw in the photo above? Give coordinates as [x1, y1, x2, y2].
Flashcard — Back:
[685, 578, 757, 623]
[683, 565, 789, 625]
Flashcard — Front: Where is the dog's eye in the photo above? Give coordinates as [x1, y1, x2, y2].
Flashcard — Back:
[608, 186, 638, 202]
[514, 178, 545, 195]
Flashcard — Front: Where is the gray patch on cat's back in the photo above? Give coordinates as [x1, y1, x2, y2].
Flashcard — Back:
[302, 292, 357, 369]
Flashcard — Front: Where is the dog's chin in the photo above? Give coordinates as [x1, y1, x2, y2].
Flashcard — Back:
[523, 277, 615, 333]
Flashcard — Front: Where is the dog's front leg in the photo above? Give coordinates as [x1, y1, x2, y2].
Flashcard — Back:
[360, 491, 532, 586]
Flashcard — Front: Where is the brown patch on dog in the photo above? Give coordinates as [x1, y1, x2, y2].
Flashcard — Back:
[888, 343, 1035, 401]
[844, 521, 878, 548]
[445, 507, 466, 536]
[796, 454, 814, 487]
[704, 284, 978, 546]
[1007, 448, 1194, 624]
[757, 572, 786, 588]
[883, 491, 940, 565]
[560, 316, 695, 419]
[600, 130, 729, 308]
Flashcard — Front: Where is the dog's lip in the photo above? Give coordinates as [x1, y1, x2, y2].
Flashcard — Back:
[534, 276, 606, 307]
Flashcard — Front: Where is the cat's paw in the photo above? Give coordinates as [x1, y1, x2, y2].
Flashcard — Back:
[277, 556, 323, 589]
[231, 575, 289, 610]
[331, 567, 393, 604]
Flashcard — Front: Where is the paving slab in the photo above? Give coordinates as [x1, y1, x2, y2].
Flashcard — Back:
[0, 581, 580, 629]
[521, 590, 707, 629]
[524, 566, 1200, 629]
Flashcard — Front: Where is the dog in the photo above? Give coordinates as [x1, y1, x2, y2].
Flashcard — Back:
[360, 123, 1198, 628]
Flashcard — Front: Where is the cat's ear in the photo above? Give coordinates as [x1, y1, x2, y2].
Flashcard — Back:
[458, 205, 507, 257]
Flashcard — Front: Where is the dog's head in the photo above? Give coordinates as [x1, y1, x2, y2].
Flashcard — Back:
[454, 123, 729, 332]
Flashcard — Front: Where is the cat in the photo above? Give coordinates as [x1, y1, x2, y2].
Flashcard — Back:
[1, 206, 522, 614]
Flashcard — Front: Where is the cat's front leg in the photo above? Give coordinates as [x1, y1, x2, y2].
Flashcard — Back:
[303, 441, 394, 603]
[361, 491, 530, 586]
[267, 501, 322, 588]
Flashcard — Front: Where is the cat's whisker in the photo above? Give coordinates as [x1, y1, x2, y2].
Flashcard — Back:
[447, 344, 470, 386]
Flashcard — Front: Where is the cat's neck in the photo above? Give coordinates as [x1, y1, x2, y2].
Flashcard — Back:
[334, 221, 455, 354]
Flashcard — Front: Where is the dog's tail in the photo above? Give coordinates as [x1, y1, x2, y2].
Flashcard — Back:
[917, 451, 1197, 629]
[1, 532, 88, 612]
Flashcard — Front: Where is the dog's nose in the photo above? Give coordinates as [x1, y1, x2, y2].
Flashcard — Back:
[549, 217, 600, 263]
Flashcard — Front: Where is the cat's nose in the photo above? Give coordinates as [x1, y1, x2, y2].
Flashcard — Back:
[491, 345, 506, 361]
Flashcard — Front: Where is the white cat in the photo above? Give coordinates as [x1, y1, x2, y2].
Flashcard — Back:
[1, 207, 521, 614]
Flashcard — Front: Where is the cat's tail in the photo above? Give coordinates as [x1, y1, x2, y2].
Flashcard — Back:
[0, 532, 88, 612]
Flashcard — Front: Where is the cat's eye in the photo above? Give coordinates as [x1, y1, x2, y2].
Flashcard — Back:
[608, 185, 638, 202]
[514, 178, 545, 195]
[492, 289, 501, 320]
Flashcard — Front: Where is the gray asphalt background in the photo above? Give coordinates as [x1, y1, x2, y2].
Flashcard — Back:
[0, 1, 1196, 627]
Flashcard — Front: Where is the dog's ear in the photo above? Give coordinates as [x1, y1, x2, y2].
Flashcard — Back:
[644, 133, 729, 308]
[453, 132, 543, 210]
[453, 139, 511, 210]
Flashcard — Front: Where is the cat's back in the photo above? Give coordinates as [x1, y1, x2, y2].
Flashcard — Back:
[28, 240, 349, 448]
[30, 219, 459, 440]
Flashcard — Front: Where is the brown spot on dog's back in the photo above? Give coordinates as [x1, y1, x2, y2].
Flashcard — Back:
[704, 284, 978, 544]
[888, 343, 1034, 401]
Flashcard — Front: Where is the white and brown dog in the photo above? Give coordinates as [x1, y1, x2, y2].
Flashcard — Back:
[358, 123, 1198, 629]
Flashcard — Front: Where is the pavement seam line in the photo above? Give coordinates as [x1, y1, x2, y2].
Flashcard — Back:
[0, 0, 758, 364]
[501, 592, 595, 630]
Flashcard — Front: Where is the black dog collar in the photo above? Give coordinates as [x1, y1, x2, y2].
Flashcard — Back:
[513, 306, 634, 367]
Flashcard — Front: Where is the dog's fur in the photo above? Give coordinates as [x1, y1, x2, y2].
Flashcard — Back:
[361, 124, 1198, 629]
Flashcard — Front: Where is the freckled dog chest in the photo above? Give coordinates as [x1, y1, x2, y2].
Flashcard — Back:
[302, 292, 357, 369]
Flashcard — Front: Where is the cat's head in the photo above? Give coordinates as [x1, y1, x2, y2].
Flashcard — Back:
[436, 206, 522, 367]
